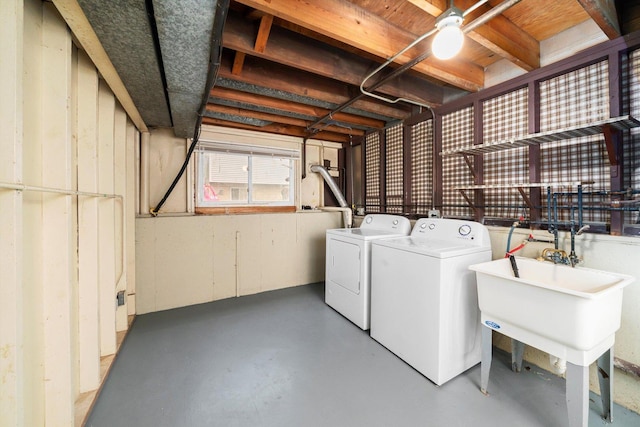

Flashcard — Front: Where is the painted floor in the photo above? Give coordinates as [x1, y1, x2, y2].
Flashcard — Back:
[87, 283, 640, 427]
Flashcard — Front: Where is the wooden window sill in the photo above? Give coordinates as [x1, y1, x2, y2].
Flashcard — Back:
[195, 206, 297, 215]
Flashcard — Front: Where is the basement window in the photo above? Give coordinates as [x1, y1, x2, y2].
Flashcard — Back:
[195, 141, 298, 213]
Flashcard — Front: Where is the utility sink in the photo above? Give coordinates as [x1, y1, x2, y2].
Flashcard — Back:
[469, 257, 634, 365]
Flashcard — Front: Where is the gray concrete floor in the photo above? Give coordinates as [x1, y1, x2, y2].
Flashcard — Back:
[87, 283, 639, 427]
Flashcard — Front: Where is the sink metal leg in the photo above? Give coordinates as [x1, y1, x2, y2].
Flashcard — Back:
[511, 339, 525, 373]
[480, 325, 492, 395]
[566, 362, 589, 427]
[596, 348, 613, 423]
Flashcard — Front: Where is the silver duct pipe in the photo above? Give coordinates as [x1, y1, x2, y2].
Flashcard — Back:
[310, 164, 353, 228]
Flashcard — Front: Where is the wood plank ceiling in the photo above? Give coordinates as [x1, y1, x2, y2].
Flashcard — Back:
[203, 0, 623, 143]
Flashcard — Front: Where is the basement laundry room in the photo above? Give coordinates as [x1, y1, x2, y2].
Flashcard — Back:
[4, 1, 640, 426]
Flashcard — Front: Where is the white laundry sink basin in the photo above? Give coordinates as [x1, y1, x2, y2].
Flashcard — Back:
[469, 257, 634, 364]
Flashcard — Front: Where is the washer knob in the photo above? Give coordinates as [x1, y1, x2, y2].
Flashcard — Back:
[420, 223, 427, 229]
[428, 223, 436, 230]
[393, 219, 398, 225]
[365, 216, 373, 224]
[459, 224, 472, 236]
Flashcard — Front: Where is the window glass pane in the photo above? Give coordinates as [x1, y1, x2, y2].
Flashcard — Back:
[206, 152, 248, 203]
[251, 156, 293, 202]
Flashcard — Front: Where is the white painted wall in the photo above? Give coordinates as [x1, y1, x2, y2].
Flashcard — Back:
[0, 1, 137, 424]
[137, 125, 343, 314]
[136, 211, 341, 314]
[485, 19, 608, 88]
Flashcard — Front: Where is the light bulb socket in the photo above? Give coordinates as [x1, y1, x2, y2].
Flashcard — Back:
[435, 6, 464, 30]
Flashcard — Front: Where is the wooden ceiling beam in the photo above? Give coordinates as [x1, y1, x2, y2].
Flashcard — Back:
[201, 117, 350, 143]
[218, 54, 412, 120]
[577, 0, 620, 39]
[231, 51, 245, 75]
[205, 104, 366, 136]
[409, 0, 539, 71]
[233, 0, 484, 91]
[223, 11, 445, 106]
[210, 86, 386, 129]
[254, 14, 273, 52]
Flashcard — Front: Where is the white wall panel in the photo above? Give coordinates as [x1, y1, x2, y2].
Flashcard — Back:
[98, 81, 117, 356]
[0, 0, 23, 425]
[135, 211, 342, 314]
[75, 48, 101, 394]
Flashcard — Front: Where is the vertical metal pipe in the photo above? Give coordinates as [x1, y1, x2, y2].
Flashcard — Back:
[577, 185, 583, 228]
[140, 131, 150, 214]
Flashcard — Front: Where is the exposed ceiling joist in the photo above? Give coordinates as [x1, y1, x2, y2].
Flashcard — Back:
[234, 0, 485, 91]
[409, 0, 539, 71]
[217, 54, 412, 120]
[577, 0, 621, 39]
[222, 11, 445, 106]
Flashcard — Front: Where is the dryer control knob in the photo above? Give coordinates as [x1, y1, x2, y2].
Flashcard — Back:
[393, 219, 399, 225]
[366, 216, 373, 224]
[420, 223, 427, 229]
[428, 223, 435, 230]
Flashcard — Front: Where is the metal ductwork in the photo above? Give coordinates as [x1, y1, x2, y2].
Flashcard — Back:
[310, 164, 353, 228]
[77, 0, 224, 138]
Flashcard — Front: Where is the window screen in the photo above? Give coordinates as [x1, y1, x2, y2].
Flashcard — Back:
[196, 143, 297, 207]
[385, 124, 404, 213]
[365, 132, 381, 212]
[410, 119, 433, 215]
[442, 107, 474, 218]
[624, 49, 640, 225]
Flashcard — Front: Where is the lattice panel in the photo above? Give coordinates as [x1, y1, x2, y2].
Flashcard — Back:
[385, 123, 404, 213]
[540, 61, 609, 131]
[442, 107, 474, 218]
[539, 61, 611, 223]
[624, 49, 640, 225]
[365, 132, 381, 212]
[410, 119, 433, 215]
[483, 88, 529, 219]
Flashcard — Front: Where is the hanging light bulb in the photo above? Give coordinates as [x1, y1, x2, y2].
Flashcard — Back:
[432, 6, 464, 60]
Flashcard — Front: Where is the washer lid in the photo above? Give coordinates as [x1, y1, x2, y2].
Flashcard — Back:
[373, 237, 492, 258]
[326, 228, 409, 240]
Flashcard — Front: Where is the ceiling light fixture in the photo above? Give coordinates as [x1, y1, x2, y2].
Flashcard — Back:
[432, 5, 464, 60]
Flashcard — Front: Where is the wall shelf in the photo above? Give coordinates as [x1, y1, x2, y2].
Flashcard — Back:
[440, 115, 640, 158]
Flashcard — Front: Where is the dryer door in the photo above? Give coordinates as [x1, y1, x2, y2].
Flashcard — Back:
[328, 239, 361, 294]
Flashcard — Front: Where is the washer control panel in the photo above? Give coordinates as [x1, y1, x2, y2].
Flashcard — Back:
[411, 218, 490, 246]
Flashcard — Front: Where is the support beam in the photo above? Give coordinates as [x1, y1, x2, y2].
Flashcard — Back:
[210, 87, 386, 129]
[254, 14, 273, 53]
[201, 117, 350, 143]
[409, 0, 539, 71]
[51, 0, 148, 132]
[218, 53, 412, 120]
[223, 11, 445, 106]
[234, 0, 484, 91]
[231, 51, 245, 75]
[205, 104, 365, 136]
[577, 0, 620, 39]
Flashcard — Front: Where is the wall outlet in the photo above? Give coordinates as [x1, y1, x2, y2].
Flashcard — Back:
[428, 209, 440, 218]
[116, 290, 125, 306]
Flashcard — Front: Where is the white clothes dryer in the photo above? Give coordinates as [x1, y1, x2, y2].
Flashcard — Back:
[325, 214, 411, 330]
[370, 218, 491, 385]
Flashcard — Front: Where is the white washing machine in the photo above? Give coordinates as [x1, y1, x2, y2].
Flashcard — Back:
[370, 218, 491, 386]
[325, 214, 411, 330]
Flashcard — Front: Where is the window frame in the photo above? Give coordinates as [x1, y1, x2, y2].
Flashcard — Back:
[195, 140, 299, 213]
